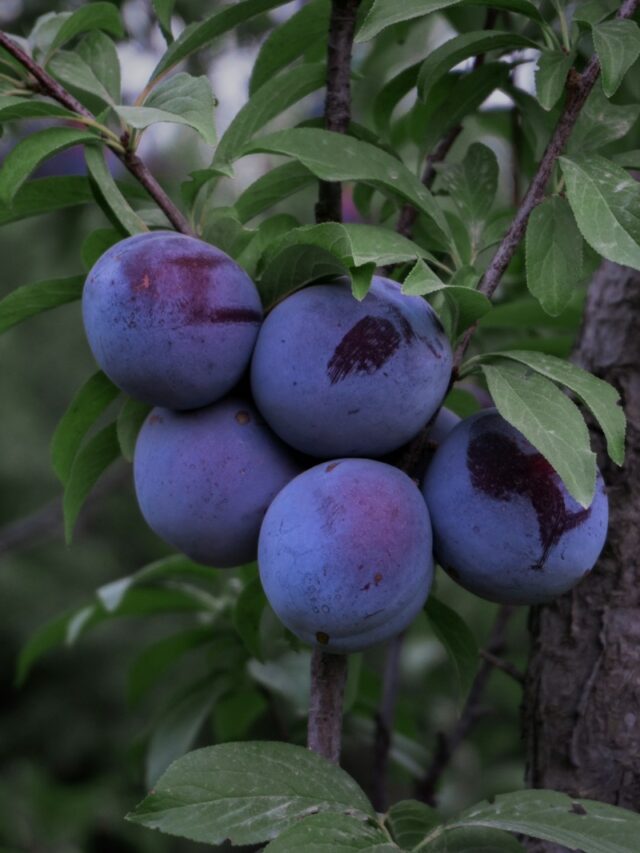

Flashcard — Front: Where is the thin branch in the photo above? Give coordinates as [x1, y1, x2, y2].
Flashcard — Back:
[372, 631, 405, 811]
[0, 31, 195, 236]
[307, 0, 361, 765]
[479, 649, 525, 684]
[315, 0, 361, 223]
[416, 605, 516, 805]
[307, 648, 349, 763]
[453, 0, 640, 367]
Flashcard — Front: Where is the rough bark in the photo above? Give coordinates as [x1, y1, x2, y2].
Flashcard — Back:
[523, 261, 640, 851]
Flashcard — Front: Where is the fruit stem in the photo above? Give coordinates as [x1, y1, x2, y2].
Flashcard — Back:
[307, 648, 348, 764]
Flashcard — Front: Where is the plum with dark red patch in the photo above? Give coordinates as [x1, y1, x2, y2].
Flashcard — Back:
[250, 276, 452, 457]
[422, 409, 609, 604]
[133, 397, 300, 568]
[258, 458, 434, 653]
[82, 231, 262, 409]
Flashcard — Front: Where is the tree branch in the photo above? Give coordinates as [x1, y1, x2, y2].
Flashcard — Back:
[307, 0, 361, 766]
[0, 31, 195, 236]
[416, 605, 516, 805]
[315, 0, 360, 223]
[307, 648, 349, 763]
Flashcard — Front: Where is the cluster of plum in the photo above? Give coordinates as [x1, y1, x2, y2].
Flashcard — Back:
[82, 232, 609, 654]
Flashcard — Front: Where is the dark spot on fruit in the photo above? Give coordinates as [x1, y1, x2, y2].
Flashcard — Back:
[387, 305, 414, 344]
[347, 409, 360, 415]
[235, 411, 251, 425]
[188, 306, 262, 325]
[374, 572, 383, 585]
[468, 431, 591, 571]
[166, 254, 227, 273]
[327, 316, 401, 384]
[325, 462, 340, 472]
[148, 414, 163, 425]
[427, 342, 442, 359]
[316, 631, 330, 645]
[570, 803, 587, 816]
[361, 582, 371, 591]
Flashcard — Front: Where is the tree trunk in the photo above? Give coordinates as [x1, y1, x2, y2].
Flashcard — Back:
[522, 261, 640, 851]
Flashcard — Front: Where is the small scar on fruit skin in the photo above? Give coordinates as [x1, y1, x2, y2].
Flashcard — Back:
[316, 631, 330, 645]
[325, 462, 341, 473]
[570, 803, 587, 816]
[235, 411, 251, 425]
[135, 273, 152, 291]
[374, 572, 383, 585]
[364, 608, 384, 620]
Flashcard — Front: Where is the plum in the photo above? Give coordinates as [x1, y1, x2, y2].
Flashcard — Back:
[422, 409, 609, 604]
[251, 276, 452, 457]
[133, 398, 300, 568]
[82, 231, 262, 409]
[258, 458, 434, 653]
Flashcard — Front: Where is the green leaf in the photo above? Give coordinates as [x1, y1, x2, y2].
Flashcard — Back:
[248, 651, 310, 713]
[444, 388, 482, 418]
[593, 19, 640, 97]
[525, 196, 583, 317]
[0, 127, 98, 204]
[424, 596, 478, 703]
[356, 0, 543, 42]
[81, 227, 121, 269]
[17, 588, 206, 684]
[76, 30, 121, 103]
[613, 150, 640, 169]
[0, 94, 75, 121]
[118, 73, 217, 146]
[214, 687, 269, 742]
[126, 741, 375, 845]
[97, 554, 218, 613]
[568, 83, 640, 153]
[535, 50, 573, 110]
[402, 261, 490, 335]
[214, 62, 326, 170]
[402, 258, 444, 295]
[264, 813, 398, 852]
[417, 32, 536, 102]
[233, 575, 268, 660]
[63, 422, 121, 542]
[0, 275, 84, 335]
[479, 360, 597, 506]
[48, 2, 123, 53]
[259, 245, 347, 308]
[235, 161, 315, 223]
[441, 143, 498, 252]
[85, 146, 147, 236]
[128, 627, 213, 704]
[153, 0, 175, 42]
[51, 371, 120, 485]
[421, 790, 640, 853]
[146, 681, 222, 787]
[250, 0, 330, 94]
[116, 397, 151, 462]
[559, 154, 640, 271]
[386, 800, 440, 849]
[485, 350, 625, 466]
[573, 0, 618, 25]
[48, 49, 115, 105]
[242, 128, 450, 243]
[351, 263, 376, 300]
[425, 827, 525, 852]
[373, 62, 421, 138]
[151, 0, 291, 81]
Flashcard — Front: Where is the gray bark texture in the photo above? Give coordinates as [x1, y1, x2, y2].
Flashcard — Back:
[523, 260, 640, 852]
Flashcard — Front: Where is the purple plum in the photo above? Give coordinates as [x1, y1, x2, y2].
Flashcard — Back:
[258, 458, 434, 653]
[422, 409, 609, 604]
[250, 276, 453, 457]
[133, 397, 300, 568]
[82, 231, 262, 409]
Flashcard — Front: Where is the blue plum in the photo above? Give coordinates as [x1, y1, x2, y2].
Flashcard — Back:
[259, 458, 434, 653]
[83, 231, 262, 409]
[251, 276, 453, 457]
[422, 409, 609, 604]
[133, 398, 300, 568]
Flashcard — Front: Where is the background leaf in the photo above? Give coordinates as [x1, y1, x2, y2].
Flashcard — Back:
[593, 18, 640, 97]
[386, 799, 440, 849]
[264, 812, 397, 852]
[48, 2, 123, 53]
[535, 50, 573, 110]
[0, 275, 84, 334]
[424, 597, 478, 703]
